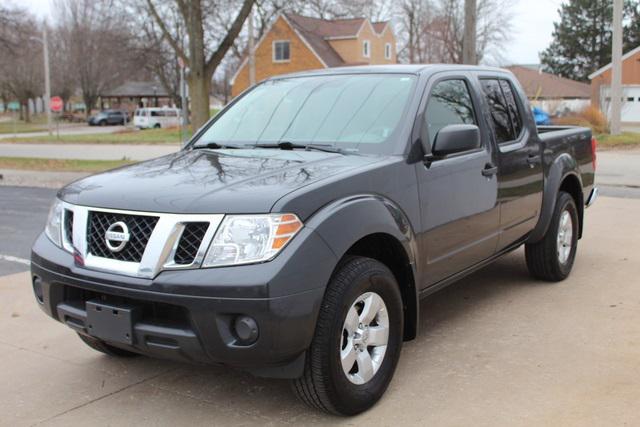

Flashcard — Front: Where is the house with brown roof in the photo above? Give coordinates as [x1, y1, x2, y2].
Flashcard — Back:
[589, 45, 640, 124]
[231, 13, 397, 97]
[507, 65, 591, 115]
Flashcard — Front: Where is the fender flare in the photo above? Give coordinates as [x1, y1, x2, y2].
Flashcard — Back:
[304, 194, 420, 340]
[528, 153, 583, 243]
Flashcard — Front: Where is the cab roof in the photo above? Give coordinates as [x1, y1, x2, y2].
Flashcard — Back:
[268, 64, 511, 80]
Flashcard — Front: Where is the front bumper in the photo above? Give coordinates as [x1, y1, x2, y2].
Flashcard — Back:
[30, 229, 336, 378]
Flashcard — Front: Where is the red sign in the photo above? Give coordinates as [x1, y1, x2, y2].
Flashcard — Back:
[50, 96, 63, 112]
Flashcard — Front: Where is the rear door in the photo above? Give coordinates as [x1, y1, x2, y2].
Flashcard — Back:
[415, 74, 500, 286]
[478, 76, 543, 250]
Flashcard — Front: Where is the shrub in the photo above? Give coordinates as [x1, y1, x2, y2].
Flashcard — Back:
[552, 106, 609, 134]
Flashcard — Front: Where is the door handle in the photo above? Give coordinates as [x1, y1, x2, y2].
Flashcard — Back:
[527, 154, 539, 167]
[482, 164, 498, 177]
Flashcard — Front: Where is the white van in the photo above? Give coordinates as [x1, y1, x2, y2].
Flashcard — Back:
[133, 107, 181, 129]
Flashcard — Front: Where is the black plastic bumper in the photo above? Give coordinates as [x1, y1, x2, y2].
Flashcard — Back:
[30, 229, 337, 379]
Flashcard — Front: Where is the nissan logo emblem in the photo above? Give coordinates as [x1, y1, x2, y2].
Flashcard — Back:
[105, 221, 130, 252]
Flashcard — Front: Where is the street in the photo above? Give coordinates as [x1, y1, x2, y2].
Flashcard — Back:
[0, 196, 639, 426]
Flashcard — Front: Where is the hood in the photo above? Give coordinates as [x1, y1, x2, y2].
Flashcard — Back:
[59, 149, 382, 214]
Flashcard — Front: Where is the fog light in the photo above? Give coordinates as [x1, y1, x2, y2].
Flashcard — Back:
[32, 276, 44, 304]
[234, 315, 259, 345]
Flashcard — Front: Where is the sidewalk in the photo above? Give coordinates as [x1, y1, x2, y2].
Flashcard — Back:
[0, 124, 125, 140]
[0, 169, 88, 189]
[0, 142, 179, 161]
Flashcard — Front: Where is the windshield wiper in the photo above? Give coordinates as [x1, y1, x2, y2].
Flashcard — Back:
[192, 142, 240, 150]
[254, 141, 349, 154]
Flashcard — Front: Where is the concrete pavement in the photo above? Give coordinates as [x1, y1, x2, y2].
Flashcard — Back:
[597, 149, 640, 199]
[1, 196, 639, 426]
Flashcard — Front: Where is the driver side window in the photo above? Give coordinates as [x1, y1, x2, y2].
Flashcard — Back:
[425, 79, 477, 147]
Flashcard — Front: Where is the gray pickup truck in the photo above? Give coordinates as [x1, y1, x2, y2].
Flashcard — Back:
[31, 65, 597, 415]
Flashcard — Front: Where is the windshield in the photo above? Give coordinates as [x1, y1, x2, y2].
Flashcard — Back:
[192, 74, 416, 153]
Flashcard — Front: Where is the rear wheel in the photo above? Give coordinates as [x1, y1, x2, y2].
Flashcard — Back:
[99, 120, 107, 126]
[77, 333, 139, 358]
[154, 123, 161, 129]
[525, 191, 579, 281]
[292, 256, 403, 415]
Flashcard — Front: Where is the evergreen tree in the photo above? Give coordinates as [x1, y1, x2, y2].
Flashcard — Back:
[540, 0, 639, 81]
[625, 1, 640, 51]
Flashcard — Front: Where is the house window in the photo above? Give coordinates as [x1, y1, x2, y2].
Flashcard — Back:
[363, 40, 370, 58]
[385, 43, 392, 60]
[273, 40, 290, 62]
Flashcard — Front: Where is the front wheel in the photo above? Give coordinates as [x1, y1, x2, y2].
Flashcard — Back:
[525, 191, 579, 281]
[292, 256, 403, 415]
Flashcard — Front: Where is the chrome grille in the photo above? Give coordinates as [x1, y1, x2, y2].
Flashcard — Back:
[88, 212, 158, 262]
[174, 222, 209, 265]
[64, 209, 74, 245]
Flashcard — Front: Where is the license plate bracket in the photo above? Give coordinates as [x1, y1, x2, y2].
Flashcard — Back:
[86, 300, 140, 345]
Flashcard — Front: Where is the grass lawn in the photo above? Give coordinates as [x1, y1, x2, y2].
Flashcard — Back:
[5, 127, 190, 145]
[0, 156, 135, 172]
[595, 132, 640, 149]
[0, 115, 49, 134]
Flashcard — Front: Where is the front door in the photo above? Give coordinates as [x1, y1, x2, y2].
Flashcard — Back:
[416, 76, 500, 287]
[478, 78, 543, 250]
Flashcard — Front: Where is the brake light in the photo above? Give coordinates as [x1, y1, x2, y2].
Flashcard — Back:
[591, 137, 597, 171]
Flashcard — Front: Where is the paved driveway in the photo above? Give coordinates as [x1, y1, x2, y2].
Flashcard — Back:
[1, 196, 638, 426]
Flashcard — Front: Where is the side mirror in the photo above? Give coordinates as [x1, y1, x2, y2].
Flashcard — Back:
[431, 124, 481, 157]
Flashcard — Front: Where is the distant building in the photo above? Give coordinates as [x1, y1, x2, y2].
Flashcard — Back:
[231, 13, 397, 97]
[507, 65, 591, 115]
[589, 45, 640, 124]
[99, 81, 173, 113]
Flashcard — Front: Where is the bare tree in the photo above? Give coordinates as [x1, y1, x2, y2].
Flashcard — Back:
[54, 0, 145, 116]
[145, 0, 255, 130]
[398, 0, 512, 65]
[0, 7, 42, 122]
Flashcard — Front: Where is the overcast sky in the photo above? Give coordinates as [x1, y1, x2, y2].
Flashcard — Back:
[22, 0, 565, 66]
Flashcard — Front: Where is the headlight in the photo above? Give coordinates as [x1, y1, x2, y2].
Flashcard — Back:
[202, 214, 303, 267]
[45, 198, 64, 248]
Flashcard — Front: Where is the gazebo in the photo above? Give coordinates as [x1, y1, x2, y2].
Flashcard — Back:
[99, 81, 172, 113]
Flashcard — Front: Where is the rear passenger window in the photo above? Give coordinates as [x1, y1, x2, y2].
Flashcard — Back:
[425, 79, 477, 147]
[499, 80, 523, 137]
[480, 79, 513, 143]
[481, 79, 523, 144]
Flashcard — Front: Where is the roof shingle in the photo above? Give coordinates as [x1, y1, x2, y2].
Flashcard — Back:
[507, 66, 590, 99]
[283, 13, 390, 68]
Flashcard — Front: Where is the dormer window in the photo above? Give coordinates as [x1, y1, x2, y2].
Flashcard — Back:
[363, 40, 370, 58]
[273, 40, 290, 62]
[385, 43, 392, 60]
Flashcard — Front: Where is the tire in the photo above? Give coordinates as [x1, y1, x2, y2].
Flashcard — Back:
[525, 191, 579, 281]
[292, 256, 403, 415]
[99, 120, 107, 127]
[77, 333, 140, 358]
[154, 123, 161, 129]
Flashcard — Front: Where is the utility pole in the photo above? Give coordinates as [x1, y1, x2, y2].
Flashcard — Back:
[42, 23, 52, 135]
[462, 0, 477, 64]
[248, 6, 256, 86]
[610, 0, 623, 135]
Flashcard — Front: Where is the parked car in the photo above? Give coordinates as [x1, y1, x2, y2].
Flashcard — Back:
[31, 65, 597, 416]
[88, 109, 128, 126]
[133, 107, 181, 129]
